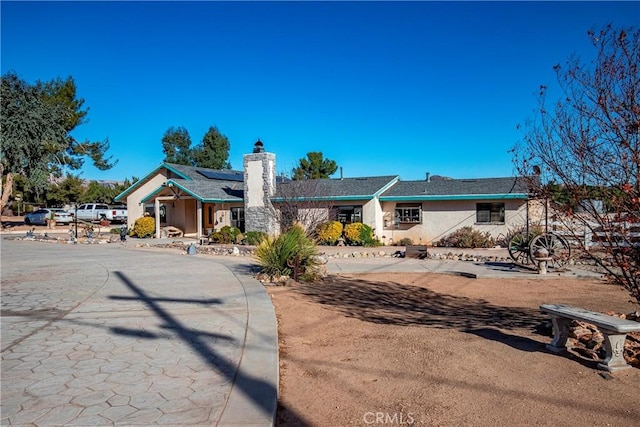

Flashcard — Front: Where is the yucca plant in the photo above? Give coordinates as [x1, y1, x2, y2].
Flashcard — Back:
[255, 225, 320, 282]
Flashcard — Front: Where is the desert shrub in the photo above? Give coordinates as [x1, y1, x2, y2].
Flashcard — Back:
[221, 225, 241, 242]
[255, 225, 320, 282]
[360, 224, 382, 247]
[130, 216, 155, 238]
[109, 226, 127, 234]
[208, 231, 225, 243]
[343, 223, 364, 245]
[437, 226, 495, 248]
[316, 221, 343, 245]
[245, 231, 267, 246]
[208, 225, 242, 244]
[396, 237, 414, 246]
[343, 222, 382, 246]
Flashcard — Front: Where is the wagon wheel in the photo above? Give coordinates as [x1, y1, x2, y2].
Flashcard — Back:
[508, 231, 534, 265]
[528, 233, 571, 268]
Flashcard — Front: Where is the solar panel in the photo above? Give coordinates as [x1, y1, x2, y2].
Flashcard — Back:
[196, 170, 244, 182]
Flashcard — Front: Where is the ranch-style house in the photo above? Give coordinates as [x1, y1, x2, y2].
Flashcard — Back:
[115, 141, 539, 245]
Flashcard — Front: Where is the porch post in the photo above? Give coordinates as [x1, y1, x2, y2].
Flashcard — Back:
[155, 198, 161, 239]
[197, 200, 203, 239]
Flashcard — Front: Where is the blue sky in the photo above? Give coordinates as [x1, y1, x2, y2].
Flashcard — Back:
[2, 1, 638, 182]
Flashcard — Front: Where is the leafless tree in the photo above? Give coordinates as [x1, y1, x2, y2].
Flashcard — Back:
[513, 25, 640, 303]
[270, 178, 337, 237]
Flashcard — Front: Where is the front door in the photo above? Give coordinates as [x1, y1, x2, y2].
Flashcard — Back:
[203, 203, 216, 233]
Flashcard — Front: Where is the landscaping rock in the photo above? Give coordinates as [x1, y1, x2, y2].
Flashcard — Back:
[567, 315, 640, 367]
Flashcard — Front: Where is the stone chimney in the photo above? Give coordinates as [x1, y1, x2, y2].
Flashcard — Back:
[253, 139, 264, 153]
[243, 140, 277, 235]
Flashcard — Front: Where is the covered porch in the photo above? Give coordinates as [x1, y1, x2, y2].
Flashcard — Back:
[142, 182, 242, 239]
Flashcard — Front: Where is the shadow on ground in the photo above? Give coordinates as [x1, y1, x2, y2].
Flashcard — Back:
[293, 276, 620, 373]
[110, 271, 309, 426]
[295, 276, 546, 332]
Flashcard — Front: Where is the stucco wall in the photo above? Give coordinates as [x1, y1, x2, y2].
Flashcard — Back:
[288, 199, 379, 235]
[362, 199, 381, 234]
[123, 172, 167, 229]
[380, 199, 529, 245]
[288, 207, 329, 232]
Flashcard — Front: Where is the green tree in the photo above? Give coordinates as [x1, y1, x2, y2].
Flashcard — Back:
[83, 181, 115, 204]
[161, 126, 192, 165]
[46, 175, 85, 206]
[114, 176, 139, 196]
[513, 25, 640, 303]
[292, 152, 338, 180]
[0, 72, 115, 213]
[193, 126, 231, 169]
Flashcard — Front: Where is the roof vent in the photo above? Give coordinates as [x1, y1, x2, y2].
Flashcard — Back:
[253, 139, 264, 153]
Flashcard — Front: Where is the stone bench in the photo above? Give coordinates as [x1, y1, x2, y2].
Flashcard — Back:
[540, 303, 640, 371]
[160, 226, 183, 238]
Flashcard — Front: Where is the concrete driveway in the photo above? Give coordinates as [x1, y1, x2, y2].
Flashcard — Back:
[1, 238, 278, 426]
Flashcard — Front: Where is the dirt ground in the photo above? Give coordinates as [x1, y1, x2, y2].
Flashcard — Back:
[269, 272, 639, 426]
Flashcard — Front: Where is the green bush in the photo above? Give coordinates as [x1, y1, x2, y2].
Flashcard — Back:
[342, 223, 371, 245]
[316, 221, 343, 245]
[208, 225, 242, 244]
[221, 225, 241, 242]
[342, 222, 382, 246]
[208, 231, 225, 243]
[245, 231, 267, 246]
[110, 226, 124, 234]
[255, 225, 320, 282]
[437, 226, 496, 248]
[130, 216, 155, 238]
[359, 224, 382, 247]
[396, 237, 414, 246]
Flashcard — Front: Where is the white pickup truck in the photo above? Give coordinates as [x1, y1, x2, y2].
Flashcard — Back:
[75, 203, 128, 223]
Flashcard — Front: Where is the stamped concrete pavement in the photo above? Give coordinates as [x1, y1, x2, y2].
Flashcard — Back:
[1, 238, 278, 426]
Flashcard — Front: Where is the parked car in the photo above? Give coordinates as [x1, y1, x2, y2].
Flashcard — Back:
[75, 203, 127, 223]
[24, 208, 73, 225]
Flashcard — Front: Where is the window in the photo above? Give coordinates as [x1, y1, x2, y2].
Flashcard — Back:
[334, 205, 362, 224]
[395, 204, 421, 223]
[476, 203, 505, 223]
[231, 207, 245, 232]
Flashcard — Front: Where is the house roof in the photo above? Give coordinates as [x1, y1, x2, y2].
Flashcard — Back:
[167, 178, 244, 202]
[118, 161, 532, 205]
[165, 163, 245, 181]
[274, 176, 399, 201]
[379, 176, 530, 201]
[114, 162, 244, 202]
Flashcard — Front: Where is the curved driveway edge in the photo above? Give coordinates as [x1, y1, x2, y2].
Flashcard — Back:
[1, 238, 278, 426]
[217, 263, 279, 426]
